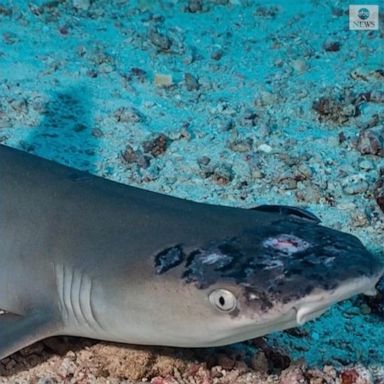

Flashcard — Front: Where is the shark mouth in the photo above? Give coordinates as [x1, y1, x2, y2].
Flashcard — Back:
[295, 304, 329, 325]
[293, 274, 381, 326]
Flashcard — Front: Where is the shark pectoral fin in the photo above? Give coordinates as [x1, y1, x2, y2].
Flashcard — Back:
[252, 204, 322, 224]
[0, 311, 57, 360]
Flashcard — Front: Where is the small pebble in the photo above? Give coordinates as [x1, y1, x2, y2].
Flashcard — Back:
[148, 29, 172, 51]
[197, 156, 211, 166]
[255, 91, 278, 106]
[228, 138, 253, 152]
[212, 164, 233, 185]
[257, 143, 272, 153]
[351, 210, 369, 227]
[184, 73, 199, 91]
[280, 363, 306, 384]
[375, 174, 384, 213]
[255, 5, 280, 17]
[291, 59, 308, 74]
[350, 65, 384, 81]
[92, 128, 104, 138]
[72, 0, 90, 10]
[113, 106, 143, 123]
[154, 73, 173, 88]
[142, 134, 171, 157]
[359, 159, 373, 171]
[337, 202, 356, 210]
[185, 0, 203, 13]
[211, 49, 223, 61]
[217, 353, 235, 370]
[296, 186, 321, 203]
[251, 168, 264, 180]
[250, 352, 268, 373]
[323, 39, 341, 52]
[241, 110, 258, 126]
[357, 127, 384, 157]
[341, 175, 368, 195]
[122, 145, 150, 168]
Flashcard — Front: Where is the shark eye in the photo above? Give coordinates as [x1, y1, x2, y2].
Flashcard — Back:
[209, 289, 237, 312]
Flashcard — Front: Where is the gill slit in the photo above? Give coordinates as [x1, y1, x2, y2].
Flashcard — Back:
[69, 267, 81, 324]
[60, 263, 69, 321]
[55, 263, 104, 333]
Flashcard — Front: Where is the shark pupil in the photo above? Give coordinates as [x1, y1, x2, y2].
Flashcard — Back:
[219, 296, 225, 306]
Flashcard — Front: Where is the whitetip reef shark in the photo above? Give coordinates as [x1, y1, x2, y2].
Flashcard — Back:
[0, 144, 383, 359]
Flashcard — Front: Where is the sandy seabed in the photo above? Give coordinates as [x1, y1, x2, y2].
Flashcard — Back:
[0, 0, 384, 382]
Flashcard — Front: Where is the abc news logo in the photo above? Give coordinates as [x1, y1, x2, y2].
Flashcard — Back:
[349, 5, 379, 30]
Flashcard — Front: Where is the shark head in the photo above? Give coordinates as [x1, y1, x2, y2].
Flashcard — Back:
[88, 215, 383, 348]
[140, 217, 383, 347]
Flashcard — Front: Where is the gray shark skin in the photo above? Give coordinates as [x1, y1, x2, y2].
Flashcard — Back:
[0, 144, 383, 359]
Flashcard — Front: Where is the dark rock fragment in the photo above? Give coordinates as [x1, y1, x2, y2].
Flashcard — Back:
[92, 128, 104, 138]
[323, 39, 341, 52]
[148, 29, 172, 51]
[356, 126, 384, 156]
[114, 106, 143, 124]
[375, 171, 384, 213]
[185, 0, 203, 13]
[142, 134, 171, 157]
[312, 96, 359, 124]
[122, 145, 150, 168]
[228, 138, 253, 152]
[255, 6, 280, 17]
[211, 49, 223, 61]
[212, 164, 233, 185]
[184, 73, 200, 91]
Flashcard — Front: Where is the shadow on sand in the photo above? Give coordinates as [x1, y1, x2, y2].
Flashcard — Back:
[22, 86, 100, 173]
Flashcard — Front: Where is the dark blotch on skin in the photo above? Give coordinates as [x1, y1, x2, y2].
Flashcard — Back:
[244, 287, 274, 311]
[182, 249, 234, 289]
[180, 217, 381, 310]
[155, 245, 185, 274]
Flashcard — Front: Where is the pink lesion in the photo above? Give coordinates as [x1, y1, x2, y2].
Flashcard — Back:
[263, 234, 310, 255]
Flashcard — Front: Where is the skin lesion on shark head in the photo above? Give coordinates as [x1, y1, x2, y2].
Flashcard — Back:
[262, 234, 311, 255]
[154, 245, 186, 274]
[152, 226, 383, 329]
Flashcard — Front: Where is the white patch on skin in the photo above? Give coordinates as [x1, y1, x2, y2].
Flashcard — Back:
[201, 253, 227, 265]
[248, 292, 260, 301]
[324, 256, 335, 266]
[263, 234, 310, 255]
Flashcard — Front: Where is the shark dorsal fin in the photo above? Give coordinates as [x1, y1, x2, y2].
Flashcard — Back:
[252, 205, 321, 224]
